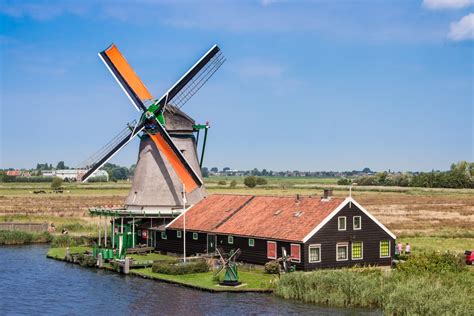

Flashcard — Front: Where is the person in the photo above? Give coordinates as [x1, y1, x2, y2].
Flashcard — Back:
[405, 243, 411, 255]
[397, 242, 403, 255]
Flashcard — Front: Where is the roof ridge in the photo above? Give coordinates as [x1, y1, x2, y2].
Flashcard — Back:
[212, 195, 256, 230]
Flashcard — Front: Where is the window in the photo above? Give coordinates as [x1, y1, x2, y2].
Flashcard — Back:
[352, 242, 363, 260]
[176, 230, 182, 238]
[336, 243, 348, 261]
[290, 244, 301, 263]
[338, 216, 346, 231]
[308, 244, 321, 263]
[228, 235, 234, 244]
[248, 238, 255, 247]
[161, 232, 167, 240]
[193, 232, 198, 240]
[353, 216, 361, 230]
[267, 241, 277, 259]
[380, 240, 390, 258]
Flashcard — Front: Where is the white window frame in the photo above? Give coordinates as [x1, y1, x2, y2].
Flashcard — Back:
[353, 216, 362, 230]
[248, 238, 255, 247]
[193, 232, 198, 240]
[336, 242, 349, 261]
[228, 235, 234, 244]
[161, 232, 167, 240]
[379, 240, 391, 258]
[267, 241, 277, 259]
[290, 243, 301, 263]
[176, 230, 182, 238]
[308, 244, 321, 263]
[351, 241, 363, 260]
[338, 216, 347, 231]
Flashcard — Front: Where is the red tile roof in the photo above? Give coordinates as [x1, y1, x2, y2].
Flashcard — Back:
[6, 170, 21, 176]
[167, 194, 254, 233]
[168, 194, 345, 242]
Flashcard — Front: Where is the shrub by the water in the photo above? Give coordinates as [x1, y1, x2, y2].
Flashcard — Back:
[76, 254, 97, 267]
[51, 235, 93, 248]
[0, 230, 52, 245]
[152, 259, 209, 275]
[264, 260, 280, 274]
[275, 255, 472, 315]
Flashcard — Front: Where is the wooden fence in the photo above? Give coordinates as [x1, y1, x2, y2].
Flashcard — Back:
[0, 222, 49, 232]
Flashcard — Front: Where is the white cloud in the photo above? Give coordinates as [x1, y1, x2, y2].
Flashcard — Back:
[423, 0, 473, 10]
[448, 13, 474, 40]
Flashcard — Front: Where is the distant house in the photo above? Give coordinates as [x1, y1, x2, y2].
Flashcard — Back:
[151, 192, 396, 270]
[6, 170, 21, 176]
[42, 169, 109, 181]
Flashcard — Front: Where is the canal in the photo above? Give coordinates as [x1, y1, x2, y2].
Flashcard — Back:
[0, 245, 379, 315]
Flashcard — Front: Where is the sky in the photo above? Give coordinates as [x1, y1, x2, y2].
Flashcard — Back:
[0, 0, 473, 172]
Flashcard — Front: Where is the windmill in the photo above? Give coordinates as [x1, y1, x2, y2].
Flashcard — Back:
[214, 247, 242, 286]
[79, 44, 225, 211]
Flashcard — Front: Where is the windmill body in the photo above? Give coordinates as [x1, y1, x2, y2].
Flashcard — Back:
[125, 105, 207, 212]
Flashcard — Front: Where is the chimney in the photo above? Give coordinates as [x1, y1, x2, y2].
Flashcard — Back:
[323, 189, 333, 200]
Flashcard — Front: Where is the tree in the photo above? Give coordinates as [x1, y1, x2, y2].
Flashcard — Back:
[51, 177, 63, 190]
[256, 177, 268, 185]
[230, 180, 237, 188]
[244, 176, 257, 188]
[56, 161, 67, 170]
[201, 167, 209, 178]
[223, 167, 230, 172]
[337, 178, 352, 185]
[210, 167, 218, 173]
[112, 167, 129, 180]
[362, 167, 372, 173]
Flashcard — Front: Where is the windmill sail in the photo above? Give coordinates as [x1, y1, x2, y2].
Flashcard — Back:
[99, 44, 152, 112]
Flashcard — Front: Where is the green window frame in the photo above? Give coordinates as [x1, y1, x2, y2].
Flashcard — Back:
[353, 216, 361, 230]
[228, 235, 234, 244]
[380, 240, 390, 258]
[161, 232, 167, 240]
[176, 230, 182, 238]
[193, 232, 198, 240]
[248, 238, 255, 247]
[352, 241, 363, 260]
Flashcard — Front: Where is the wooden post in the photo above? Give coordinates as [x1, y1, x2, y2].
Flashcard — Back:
[132, 217, 135, 248]
[98, 215, 101, 247]
[124, 257, 130, 274]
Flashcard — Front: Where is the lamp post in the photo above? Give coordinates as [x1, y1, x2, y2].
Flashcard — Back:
[182, 184, 187, 263]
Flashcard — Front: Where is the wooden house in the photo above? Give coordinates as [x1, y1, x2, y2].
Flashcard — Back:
[153, 193, 396, 270]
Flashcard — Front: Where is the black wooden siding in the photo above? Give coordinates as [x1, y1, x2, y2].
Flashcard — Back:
[304, 202, 395, 270]
[153, 229, 208, 255]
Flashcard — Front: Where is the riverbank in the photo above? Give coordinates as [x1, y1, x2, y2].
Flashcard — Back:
[0, 230, 52, 245]
[47, 246, 276, 293]
[275, 252, 473, 315]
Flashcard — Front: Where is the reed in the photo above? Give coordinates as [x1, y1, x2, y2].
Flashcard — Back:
[0, 230, 52, 245]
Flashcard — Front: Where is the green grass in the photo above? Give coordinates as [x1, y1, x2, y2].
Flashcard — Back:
[400, 236, 473, 254]
[129, 252, 177, 261]
[0, 230, 53, 245]
[47, 246, 91, 259]
[132, 267, 276, 291]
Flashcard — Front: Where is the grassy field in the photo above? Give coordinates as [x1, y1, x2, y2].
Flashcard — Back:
[1, 177, 473, 252]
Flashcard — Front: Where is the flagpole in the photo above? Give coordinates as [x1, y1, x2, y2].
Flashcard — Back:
[182, 183, 187, 263]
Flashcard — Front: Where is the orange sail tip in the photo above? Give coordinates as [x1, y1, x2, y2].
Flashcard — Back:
[104, 44, 154, 101]
[149, 133, 199, 193]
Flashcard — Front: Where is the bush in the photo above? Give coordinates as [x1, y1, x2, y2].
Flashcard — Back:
[244, 176, 257, 188]
[76, 254, 97, 267]
[152, 259, 209, 275]
[264, 260, 280, 274]
[396, 251, 466, 274]
[256, 177, 268, 185]
[51, 177, 63, 190]
[87, 176, 108, 183]
[217, 180, 227, 186]
[337, 178, 352, 185]
[51, 235, 93, 248]
[0, 230, 52, 245]
[229, 180, 237, 188]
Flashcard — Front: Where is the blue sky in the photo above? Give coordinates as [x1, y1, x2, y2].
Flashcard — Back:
[0, 0, 472, 172]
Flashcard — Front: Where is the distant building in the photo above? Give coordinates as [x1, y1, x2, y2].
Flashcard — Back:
[43, 169, 109, 181]
[6, 170, 21, 176]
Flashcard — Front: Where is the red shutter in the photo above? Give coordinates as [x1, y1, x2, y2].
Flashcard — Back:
[267, 241, 277, 259]
[290, 244, 301, 262]
[142, 229, 148, 239]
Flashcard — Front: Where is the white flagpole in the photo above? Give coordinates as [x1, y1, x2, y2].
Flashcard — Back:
[182, 183, 187, 263]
